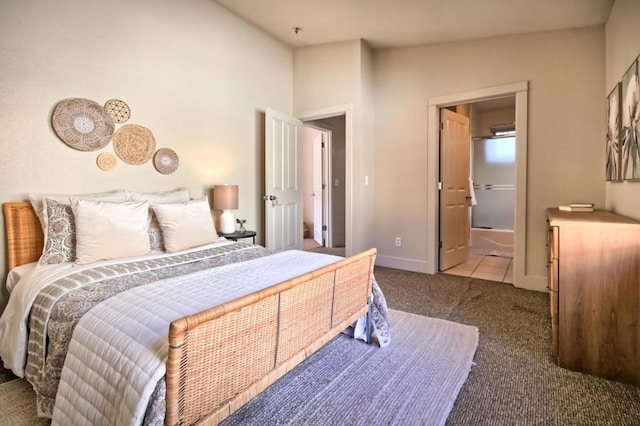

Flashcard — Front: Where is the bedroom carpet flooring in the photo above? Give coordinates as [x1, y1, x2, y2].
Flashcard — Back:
[2, 267, 640, 425]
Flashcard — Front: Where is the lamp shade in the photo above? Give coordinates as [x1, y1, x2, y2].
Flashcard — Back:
[212, 185, 238, 210]
[212, 185, 238, 234]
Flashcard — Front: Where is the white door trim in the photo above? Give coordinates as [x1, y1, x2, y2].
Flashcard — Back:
[427, 81, 544, 291]
[297, 104, 353, 256]
[322, 130, 333, 248]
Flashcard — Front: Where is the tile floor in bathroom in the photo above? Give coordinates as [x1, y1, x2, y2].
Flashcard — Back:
[442, 248, 513, 284]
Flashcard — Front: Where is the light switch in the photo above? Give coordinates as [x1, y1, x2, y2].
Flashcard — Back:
[364, 176, 369, 185]
[334, 179, 339, 187]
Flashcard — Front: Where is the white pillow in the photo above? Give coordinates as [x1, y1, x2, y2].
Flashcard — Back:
[126, 188, 190, 252]
[71, 198, 151, 264]
[126, 188, 190, 203]
[29, 190, 127, 232]
[151, 198, 218, 252]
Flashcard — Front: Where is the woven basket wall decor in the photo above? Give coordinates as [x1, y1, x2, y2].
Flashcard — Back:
[154, 148, 179, 174]
[52, 98, 115, 151]
[112, 124, 156, 165]
[104, 99, 131, 123]
[96, 152, 117, 171]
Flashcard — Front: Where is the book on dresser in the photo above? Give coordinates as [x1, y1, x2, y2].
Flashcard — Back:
[558, 203, 594, 212]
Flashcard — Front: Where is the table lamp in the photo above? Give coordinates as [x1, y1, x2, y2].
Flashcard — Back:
[213, 184, 238, 234]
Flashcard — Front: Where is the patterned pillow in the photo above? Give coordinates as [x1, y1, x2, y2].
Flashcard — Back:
[38, 198, 76, 265]
[148, 213, 165, 252]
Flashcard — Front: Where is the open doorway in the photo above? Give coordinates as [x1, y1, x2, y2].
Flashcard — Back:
[440, 97, 516, 283]
[302, 115, 346, 257]
[427, 81, 530, 289]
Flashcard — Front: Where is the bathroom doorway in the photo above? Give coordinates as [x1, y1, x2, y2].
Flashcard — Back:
[442, 96, 516, 283]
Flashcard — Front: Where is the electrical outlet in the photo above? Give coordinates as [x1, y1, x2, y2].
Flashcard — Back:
[395, 237, 401, 247]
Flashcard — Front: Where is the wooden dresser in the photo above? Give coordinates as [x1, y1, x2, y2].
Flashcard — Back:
[547, 208, 640, 385]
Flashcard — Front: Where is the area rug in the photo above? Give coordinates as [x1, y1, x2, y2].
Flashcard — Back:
[0, 309, 478, 426]
[222, 309, 479, 425]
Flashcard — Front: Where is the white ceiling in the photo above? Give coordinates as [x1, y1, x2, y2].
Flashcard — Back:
[213, 0, 614, 49]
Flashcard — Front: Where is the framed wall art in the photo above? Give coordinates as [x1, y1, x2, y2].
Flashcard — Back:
[606, 82, 622, 181]
[621, 55, 640, 181]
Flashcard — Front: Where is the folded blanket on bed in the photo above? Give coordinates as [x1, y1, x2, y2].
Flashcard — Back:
[52, 250, 390, 426]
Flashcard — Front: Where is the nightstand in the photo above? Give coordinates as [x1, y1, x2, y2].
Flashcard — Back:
[218, 230, 256, 244]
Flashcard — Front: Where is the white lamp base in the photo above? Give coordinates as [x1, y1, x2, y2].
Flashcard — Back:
[220, 210, 235, 234]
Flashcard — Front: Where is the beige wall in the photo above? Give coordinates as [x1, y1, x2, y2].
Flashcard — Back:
[605, 0, 640, 217]
[293, 40, 376, 255]
[373, 28, 606, 285]
[0, 0, 292, 308]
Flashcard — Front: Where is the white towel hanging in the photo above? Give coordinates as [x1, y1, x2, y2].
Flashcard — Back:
[468, 177, 478, 206]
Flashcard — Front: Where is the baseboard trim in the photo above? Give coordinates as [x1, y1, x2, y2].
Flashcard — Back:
[514, 274, 547, 292]
[376, 255, 548, 293]
[375, 255, 431, 274]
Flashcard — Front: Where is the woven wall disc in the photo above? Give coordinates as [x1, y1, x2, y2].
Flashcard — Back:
[104, 99, 131, 123]
[52, 98, 115, 151]
[112, 124, 156, 165]
[96, 152, 117, 171]
[154, 148, 179, 174]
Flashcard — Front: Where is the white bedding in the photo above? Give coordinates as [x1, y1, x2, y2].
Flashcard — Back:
[5, 261, 37, 294]
[51, 250, 343, 426]
[0, 240, 236, 377]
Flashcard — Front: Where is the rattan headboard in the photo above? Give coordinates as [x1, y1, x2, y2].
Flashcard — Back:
[3, 202, 44, 270]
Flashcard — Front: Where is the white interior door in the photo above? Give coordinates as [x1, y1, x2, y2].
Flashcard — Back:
[265, 108, 303, 251]
[439, 108, 470, 270]
[312, 135, 323, 245]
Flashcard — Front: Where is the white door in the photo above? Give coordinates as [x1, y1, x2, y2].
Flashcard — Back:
[439, 108, 470, 270]
[265, 108, 303, 251]
[312, 134, 324, 245]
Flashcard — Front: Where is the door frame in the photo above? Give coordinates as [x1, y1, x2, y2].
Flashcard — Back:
[427, 81, 538, 290]
[297, 104, 353, 256]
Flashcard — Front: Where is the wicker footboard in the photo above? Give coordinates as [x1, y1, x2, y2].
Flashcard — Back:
[166, 248, 376, 426]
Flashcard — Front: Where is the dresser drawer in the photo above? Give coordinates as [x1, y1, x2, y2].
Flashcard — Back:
[548, 258, 558, 291]
[550, 290, 558, 357]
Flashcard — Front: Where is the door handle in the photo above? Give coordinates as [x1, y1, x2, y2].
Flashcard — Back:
[263, 195, 277, 201]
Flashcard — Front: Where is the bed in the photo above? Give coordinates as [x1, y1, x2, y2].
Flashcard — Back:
[0, 195, 389, 425]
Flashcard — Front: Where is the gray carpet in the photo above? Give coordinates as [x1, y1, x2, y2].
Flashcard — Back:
[2, 267, 640, 425]
[0, 379, 48, 426]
